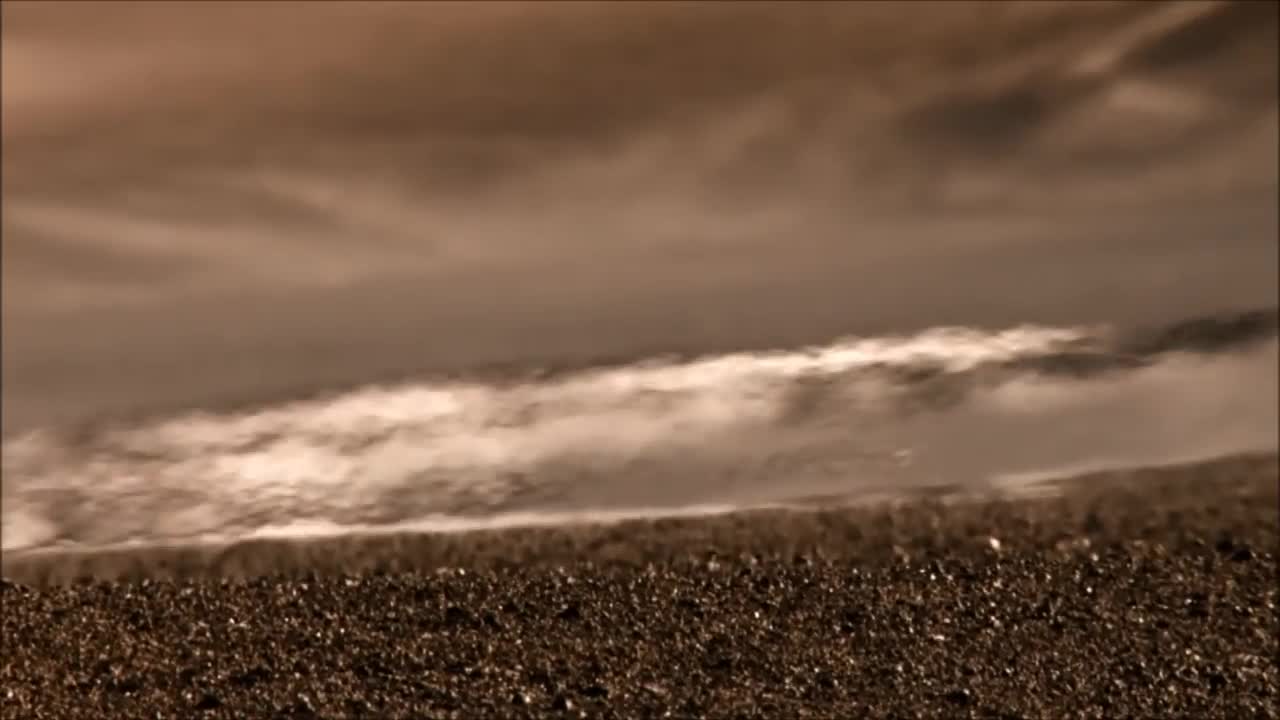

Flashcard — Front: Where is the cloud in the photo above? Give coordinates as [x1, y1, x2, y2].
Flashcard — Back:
[1, 1, 1275, 428]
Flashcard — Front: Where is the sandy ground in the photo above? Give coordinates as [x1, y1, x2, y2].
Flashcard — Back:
[2, 454, 1276, 718]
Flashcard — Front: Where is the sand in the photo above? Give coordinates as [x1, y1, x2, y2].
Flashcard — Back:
[2, 454, 1276, 718]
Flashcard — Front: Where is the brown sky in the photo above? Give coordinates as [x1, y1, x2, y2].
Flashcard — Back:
[2, 1, 1276, 429]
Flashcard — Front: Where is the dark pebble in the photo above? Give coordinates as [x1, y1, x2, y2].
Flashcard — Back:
[1232, 546, 1255, 563]
[444, 604, 474, 626]
[580, 683, 609, 698]
[557, 602, 583, 622]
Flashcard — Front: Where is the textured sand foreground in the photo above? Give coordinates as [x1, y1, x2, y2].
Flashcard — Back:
[2, 454, 1277, 718]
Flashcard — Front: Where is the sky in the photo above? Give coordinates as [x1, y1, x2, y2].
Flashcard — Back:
[2, 0, 1276, 429]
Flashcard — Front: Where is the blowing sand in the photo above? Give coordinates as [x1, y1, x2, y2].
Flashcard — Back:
[2, 454, 1276, 718]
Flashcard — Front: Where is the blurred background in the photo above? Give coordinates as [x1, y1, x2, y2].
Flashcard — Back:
[3, 0, 1277, 431]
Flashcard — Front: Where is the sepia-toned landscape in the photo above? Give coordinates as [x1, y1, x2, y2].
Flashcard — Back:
[2, 2, 1276, 717]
